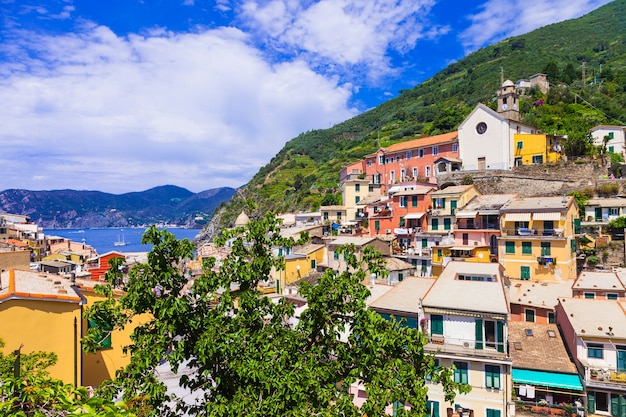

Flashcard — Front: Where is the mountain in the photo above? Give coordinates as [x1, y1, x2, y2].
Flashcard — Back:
[0, 185, 236, 229]
[198, 0, 626, 242]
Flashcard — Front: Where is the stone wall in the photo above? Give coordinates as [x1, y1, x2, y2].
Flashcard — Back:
[437, 160, 626, 197]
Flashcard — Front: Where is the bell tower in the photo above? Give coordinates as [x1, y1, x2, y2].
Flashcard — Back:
[497, 79, 520, 121]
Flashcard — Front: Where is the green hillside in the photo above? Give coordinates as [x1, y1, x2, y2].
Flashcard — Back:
[204, 0, 626, 238]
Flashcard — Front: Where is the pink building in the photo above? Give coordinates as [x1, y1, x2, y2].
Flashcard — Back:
[359, 132, 460, 195]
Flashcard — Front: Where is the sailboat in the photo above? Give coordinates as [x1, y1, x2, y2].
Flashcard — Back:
[114, 232, 128, 246]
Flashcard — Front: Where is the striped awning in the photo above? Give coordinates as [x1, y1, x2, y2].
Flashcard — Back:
[533, 212, 562, 221]
[455, 210, 478, 218]
[403, 212, 425, 219]
[505, 213, 531, 222]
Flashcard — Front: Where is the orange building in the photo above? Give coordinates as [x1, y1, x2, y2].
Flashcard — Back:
[84, 251, 125, 281]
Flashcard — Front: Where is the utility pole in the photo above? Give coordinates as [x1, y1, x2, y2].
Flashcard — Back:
[582, 62, 586, 84]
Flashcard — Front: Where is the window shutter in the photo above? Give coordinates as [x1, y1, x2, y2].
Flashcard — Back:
[588, 392, 596, 414]
[497, 321, 505, 353]
[475, 318, 483, 349]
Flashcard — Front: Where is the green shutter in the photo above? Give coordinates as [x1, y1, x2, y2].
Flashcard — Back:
[612, 394, 620, 417]
[400, 217, 405, 227]
[412, 195, 418, 207]
[574, 218, 581, 234]
[432, 218, 439, 230]
[497, 321, 505, 353]
[431, 315, 443, 335]
[475, 318, 483, 350]
[588, 392, 596, 414]
[444, 218, 451, 230]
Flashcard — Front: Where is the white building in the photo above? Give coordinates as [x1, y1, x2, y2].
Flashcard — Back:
[458, 81, 539, 171]
[591, 125, 626, 156]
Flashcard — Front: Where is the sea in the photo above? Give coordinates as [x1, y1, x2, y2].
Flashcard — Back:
[46, 227, 201, 255]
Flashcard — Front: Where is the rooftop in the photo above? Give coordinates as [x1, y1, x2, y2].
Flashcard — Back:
[509, 279, 574, 308]
[558, 297, 626, 338]
[460, 194, 517, 213]
[369, 277, 434, 314]
[431, 184, 475, 196]
[500, 196, 573, 212]
[573, 270, 625, 292]
[0, 269, 81, 303]
[509, 321, 578, 374]
[422, 262, 509, 316]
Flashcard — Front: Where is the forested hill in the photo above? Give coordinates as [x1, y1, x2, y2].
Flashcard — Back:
[198, 0, 626, 242]
[0, 185, 236, 229]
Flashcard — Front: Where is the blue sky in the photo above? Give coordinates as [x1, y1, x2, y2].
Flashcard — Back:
[0, 0, 611, 193]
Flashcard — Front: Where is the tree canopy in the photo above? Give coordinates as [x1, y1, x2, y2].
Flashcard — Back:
[85, 213, 469, 416]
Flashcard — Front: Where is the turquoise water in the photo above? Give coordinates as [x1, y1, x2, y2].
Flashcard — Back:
[47, 227, 201, 255]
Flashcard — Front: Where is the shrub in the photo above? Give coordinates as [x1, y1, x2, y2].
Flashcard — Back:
[461, 174, 474, 185]
[597, 183, 619, 197]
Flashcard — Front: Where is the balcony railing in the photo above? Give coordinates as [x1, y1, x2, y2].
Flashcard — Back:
[424, 335, 508, 359]
[500, 228, 565, 237]
[455, 221, 499, 230]
[585, 364, 626, 386]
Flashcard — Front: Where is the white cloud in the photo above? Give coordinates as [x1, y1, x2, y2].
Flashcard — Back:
[0, 24, 357, 193]
[239, 0, 445, 81]
[459, 0, 612, 52]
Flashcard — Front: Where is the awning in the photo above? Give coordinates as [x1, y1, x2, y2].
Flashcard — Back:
[449, 246, 475, 251]
[478, 210, 500, 215]
[455, 210, 478, 218]
[533, 212, 562, 221]
[403, 212, 425, 219]
[388, 186, 401, 193]
[505, 213, 531, 222]
[512, 369, 583, 391]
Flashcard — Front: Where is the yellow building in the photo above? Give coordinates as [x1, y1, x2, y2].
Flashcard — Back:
[0, 269, 144, 387]
[498, 196, 579, 281]
[513, 133, 564, 166]
[431, 245, 493, 277]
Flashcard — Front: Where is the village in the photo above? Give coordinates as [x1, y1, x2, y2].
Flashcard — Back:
[2, 76, 626, 417]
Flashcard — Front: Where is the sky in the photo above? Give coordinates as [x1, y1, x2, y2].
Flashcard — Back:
[0, 0, 612, 194]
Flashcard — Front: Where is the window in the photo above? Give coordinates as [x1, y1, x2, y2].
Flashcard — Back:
[427, 400, 440, 417]
[525, 309, 535, 322]
[88, 319, 112, 349]
[584, 292, 595, 299]
[609, 208, 619, 216]
[505, 241, 515, 254]
[323, 212, 329, 221]
[432, 218, 439, 231]
[367, 160, 373, 167]
[334, 251, 339, 260]
[453, 362, 468, 384]
[375, 220, 380, 232]
[399, 196, 407, 207]
[485, 365, 501, 389]
[379, 155, 385, 164]
[522, 241, 532, 254]
[400, 169, 406, 180]
[444, 218, 451, 231]
[425, 166, 431, 177]
[486, 409, 501, 417]
[517, 141, 523, 149]
[390, 171, 395, 183]
[431, 314, 443, 335]
[521, 266, 531, 280]
[452, 143, 458, 152]
[411, 195, 418, 207]
[609, 132, 615, 139]
[418, 149, 424, 158]
[607, 293, 619, 300]
[406, 151, 412, 160]
[588, 343, 604, 359]
[433, 146, 439, 156]
[541, 242, 551, 256]
[412, 167, 418, 178]
[609, 146, 615, 153]
[355, 184, 360, 192]
[399, 217, 405, 228]
[355, 196, 360, 204]
[532, 155, 544, 164]
[463, 233, 469, 245]
[435, 198, 445, 209]
[548, 311, 556, 324]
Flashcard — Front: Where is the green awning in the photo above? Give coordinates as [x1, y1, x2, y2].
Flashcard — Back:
[513, 368, 583, 391]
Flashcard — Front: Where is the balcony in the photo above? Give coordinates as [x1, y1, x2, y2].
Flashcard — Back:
[584, 364, 626, 388]
[424, 335, 509, 360]
[501, 228, 566, 238]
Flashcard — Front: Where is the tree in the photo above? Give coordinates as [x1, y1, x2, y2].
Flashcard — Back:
[85, 214, 468, 416]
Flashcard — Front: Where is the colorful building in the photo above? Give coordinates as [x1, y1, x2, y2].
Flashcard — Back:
[512, 133, 564, 166]
[84, 251, 126, 281]
[498, 196, 580, 281]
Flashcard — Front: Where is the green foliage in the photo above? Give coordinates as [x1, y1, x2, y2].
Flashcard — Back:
[608, 216, 626, 230]
[610, 152, 625, 164]
[597, 183, 619, 197]
[568, 188, 594, 215]
[0, 375, 134, 416]
[461, 174, 474, 185]
[0, 339, 57, 381]
[87, 216, 468, 416]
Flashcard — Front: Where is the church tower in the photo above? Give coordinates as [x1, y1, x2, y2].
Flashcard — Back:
[497, 79, 520, 121]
